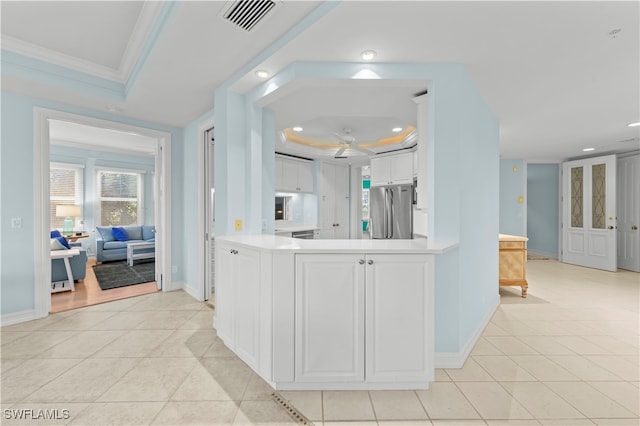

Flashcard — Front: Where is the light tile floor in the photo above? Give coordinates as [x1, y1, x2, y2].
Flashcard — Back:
[1, 259, 638, 425]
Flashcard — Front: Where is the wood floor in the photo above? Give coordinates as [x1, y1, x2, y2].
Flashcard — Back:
[50, 258, 159, 313]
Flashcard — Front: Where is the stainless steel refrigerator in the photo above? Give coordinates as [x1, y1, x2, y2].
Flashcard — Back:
[370, 184, 413, 239]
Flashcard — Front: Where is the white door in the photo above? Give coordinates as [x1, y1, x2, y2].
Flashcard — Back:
[562, 155, 617, 271]
[203, 127, 215, 300]
[295, 254, 365, 382]
[617, 155, 640, 272]
[365, 254, 432, 383]
[334, 164, 350, 238]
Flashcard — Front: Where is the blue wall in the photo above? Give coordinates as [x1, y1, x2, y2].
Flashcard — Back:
[527, 164, 560, 258]
[50, 145, 155, 258]
[0, 91, 184, 316]
[499, 159, 527, 236]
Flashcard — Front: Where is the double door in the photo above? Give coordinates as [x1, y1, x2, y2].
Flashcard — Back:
[294, 253, 431, 384]
[320, 162, 349, 238]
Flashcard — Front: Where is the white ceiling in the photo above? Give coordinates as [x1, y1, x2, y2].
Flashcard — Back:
[1, 1, 638, 162]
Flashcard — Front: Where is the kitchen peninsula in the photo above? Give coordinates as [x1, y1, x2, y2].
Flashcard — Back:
[214, 235, 457, 390]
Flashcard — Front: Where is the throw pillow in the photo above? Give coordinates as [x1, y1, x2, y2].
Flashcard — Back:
[50, 230, 62, 239]
[112, 227, 129, 242]
[51, 237, 70, 251]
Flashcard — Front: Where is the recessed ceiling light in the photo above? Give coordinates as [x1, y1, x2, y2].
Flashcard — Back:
[360, 50, 377, 61]
[255, 70, 269, 79]
[292, 126, 303, 132]
[583, 148, 595, 152]
[627, 121, 640, 127]
[392, 127, 402, 132]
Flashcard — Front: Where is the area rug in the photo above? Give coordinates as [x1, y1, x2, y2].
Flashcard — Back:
[93, 260, 155, 290]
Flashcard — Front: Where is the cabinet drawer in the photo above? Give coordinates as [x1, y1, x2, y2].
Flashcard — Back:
[499, 241, 525, 249]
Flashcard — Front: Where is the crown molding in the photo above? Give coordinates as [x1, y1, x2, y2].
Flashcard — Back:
[1, 35, 123, 82]
[118, 1, 165, 83]
[1, 1, 165, 85]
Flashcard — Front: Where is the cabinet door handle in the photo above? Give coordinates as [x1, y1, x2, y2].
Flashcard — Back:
[368, 260, 374, 265]
[359, 259, 365, 265]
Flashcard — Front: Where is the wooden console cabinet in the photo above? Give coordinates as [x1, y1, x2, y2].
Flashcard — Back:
[498, 234, 528, 297]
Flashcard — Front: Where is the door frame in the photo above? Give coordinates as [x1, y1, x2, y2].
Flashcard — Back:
[33, 107, 172, 317]
[198, 117, 215, 302]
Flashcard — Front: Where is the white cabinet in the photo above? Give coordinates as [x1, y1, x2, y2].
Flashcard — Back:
[294, 253, 432, 385]
[276, 156, 314, 193]
[365, 254, 431, 383]
[215, 242, 261, 369]
[370, 152, 414, 187]
[295, 254, 365, 382]
[320, 162, 349, 238]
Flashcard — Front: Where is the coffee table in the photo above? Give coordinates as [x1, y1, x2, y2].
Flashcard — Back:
[127, 241, 155, 266]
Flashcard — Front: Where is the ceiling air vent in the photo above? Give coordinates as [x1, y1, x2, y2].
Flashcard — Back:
[220, 0, 280, 32]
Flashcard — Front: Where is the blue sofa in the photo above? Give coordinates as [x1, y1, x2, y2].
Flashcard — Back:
[52, 247, 87, 282]
[96, 225, 155, 263]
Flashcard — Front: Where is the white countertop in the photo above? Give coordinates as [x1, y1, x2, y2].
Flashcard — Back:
[217, 234, 458, 254]
[499, 233, 529, 242]
[274, 223, 319, 233]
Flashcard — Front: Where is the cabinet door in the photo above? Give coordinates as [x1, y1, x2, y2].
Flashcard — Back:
[281, 158, 299, 192]
[275, 157, 286, 191]
[234, 247, 261, 368]
[365, 254, 431, 383]
[370, 157, 391, 186]
[295, 254, 365, 382]
[297, 161, 314, 192]
[215, 245, 235, 344]
[390, 153, 414, 185]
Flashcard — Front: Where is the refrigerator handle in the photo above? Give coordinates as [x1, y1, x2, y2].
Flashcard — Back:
[388, 188, 394, 238]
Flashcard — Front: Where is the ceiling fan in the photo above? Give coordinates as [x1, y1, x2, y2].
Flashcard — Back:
[333, 128, 375, 158]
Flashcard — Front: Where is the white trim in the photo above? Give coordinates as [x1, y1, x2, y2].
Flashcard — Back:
[33, 107, 172, 321]
[434, 294, 500, 369]
[198, 117, 215, 303]
[182, 282, 201, 301]
[1, 309, 38, 327]
[164, 280, 185, 292]
[50, 162, 85, 169]
[94, 166, 147, 175]
[1, 2, 163, 83]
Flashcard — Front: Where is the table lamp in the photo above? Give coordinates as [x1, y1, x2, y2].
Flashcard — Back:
[56, 205, 82, 235]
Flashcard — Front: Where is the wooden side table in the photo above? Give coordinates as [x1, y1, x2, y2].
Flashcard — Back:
[498, 234, 529, 297]
[51, 248, 80, 293]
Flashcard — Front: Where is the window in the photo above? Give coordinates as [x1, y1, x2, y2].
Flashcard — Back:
[97, 169, 144, 226]
[50, 163, 84, 231]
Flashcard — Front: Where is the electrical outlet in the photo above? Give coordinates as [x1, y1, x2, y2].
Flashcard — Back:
[11, 217, 22, 228]
[235, 220, 242, 231]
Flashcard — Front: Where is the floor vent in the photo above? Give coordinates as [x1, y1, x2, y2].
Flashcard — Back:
[272, 392, 314, 425]
[220, 0, 280, 32]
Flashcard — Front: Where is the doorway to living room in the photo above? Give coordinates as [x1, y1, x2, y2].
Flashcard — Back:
[35, 108, 172, 316]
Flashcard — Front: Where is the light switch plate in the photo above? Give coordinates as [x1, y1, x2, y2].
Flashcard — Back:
[11, 217, 22, 228]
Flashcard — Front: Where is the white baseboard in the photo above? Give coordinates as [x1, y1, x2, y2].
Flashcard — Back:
[1, 309, 38, 327]
[164, 280, 185, 292]
[434, 295, 500, 369]
[182, 282, 204, 302]
[528, 249, 558, 259]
